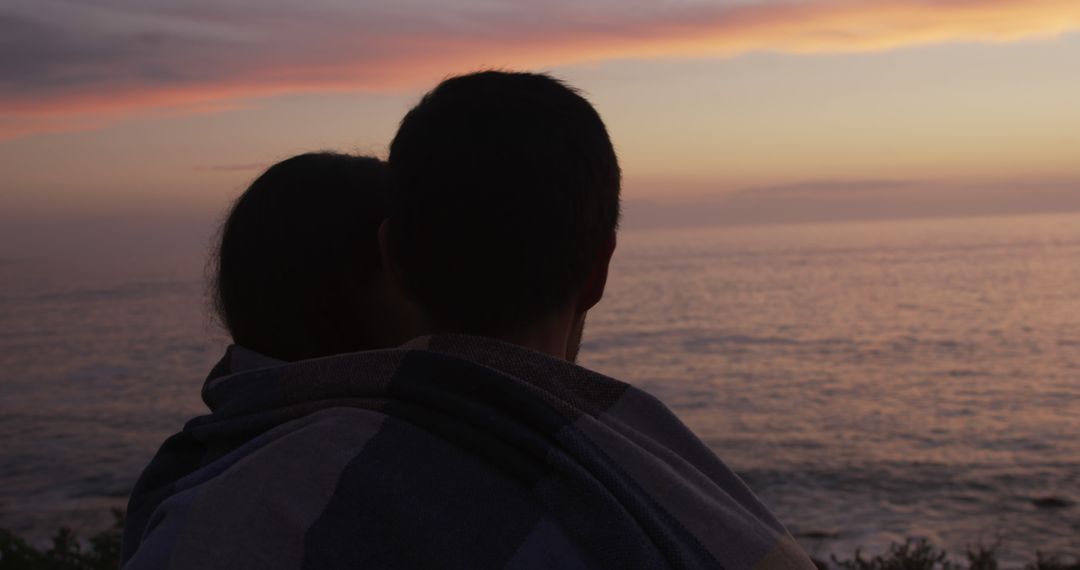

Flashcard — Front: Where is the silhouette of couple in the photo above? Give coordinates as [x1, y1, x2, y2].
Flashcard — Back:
[122, 71, 815, 570]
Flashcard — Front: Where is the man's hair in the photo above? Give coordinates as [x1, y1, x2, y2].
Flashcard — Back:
[213, 152, 389, 361]
[387, 70, 621, 334]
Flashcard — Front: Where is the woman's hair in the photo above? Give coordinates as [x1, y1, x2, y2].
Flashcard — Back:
[212, 152, 391, 361]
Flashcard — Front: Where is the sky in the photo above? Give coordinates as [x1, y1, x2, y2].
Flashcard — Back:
[2, 0, 1080, 254]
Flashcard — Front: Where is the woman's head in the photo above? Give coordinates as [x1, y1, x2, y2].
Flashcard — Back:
[213, 152, 414, 361]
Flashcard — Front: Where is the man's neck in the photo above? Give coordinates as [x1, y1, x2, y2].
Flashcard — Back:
[495, 324, 572, 361]
[429, 309, 578, 361]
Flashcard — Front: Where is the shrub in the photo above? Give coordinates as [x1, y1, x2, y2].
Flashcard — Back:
[0, 510, 122, 570]
[829, 538, 1078, 570]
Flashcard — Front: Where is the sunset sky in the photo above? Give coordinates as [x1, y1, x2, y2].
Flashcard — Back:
[2, 0, 1079, 252]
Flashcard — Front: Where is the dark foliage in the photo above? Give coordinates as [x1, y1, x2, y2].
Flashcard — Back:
[0, 510, 122, 570]
[829, 538, 1078, 570]
[832, 538, 959, 570]
[3, 518, 1078, 570]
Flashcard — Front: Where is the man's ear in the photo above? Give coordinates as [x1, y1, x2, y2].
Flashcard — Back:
[575, 231, 617, 313]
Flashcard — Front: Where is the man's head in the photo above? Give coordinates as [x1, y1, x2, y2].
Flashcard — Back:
[385, 71, 620, 353]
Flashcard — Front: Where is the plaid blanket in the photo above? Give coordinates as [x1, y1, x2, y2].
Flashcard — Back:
[122, 335, 813, 569]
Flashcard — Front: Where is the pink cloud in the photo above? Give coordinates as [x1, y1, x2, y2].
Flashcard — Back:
[2, 0, 1078, 139]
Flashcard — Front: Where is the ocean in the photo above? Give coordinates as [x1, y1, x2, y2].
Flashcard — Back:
[1, 212, 1078, 565]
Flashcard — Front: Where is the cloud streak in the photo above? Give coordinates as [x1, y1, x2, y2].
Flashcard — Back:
[623, 177, 1080, 229]
[3, 0, 1079, 138]
[192, 162, 268, 173]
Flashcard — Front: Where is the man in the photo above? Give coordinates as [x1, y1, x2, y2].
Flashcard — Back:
[379, 70, 814, 569]
[121, 71, 814, 569]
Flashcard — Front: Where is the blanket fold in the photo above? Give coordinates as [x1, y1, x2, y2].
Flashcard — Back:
[122, 335, 813, 570]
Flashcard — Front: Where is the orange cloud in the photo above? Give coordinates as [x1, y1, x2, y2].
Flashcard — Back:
[3, 0, 1078, 140]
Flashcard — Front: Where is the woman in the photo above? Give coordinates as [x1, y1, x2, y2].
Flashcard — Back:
[122, 152, 420, 564]
[212, 152, 415, 361]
